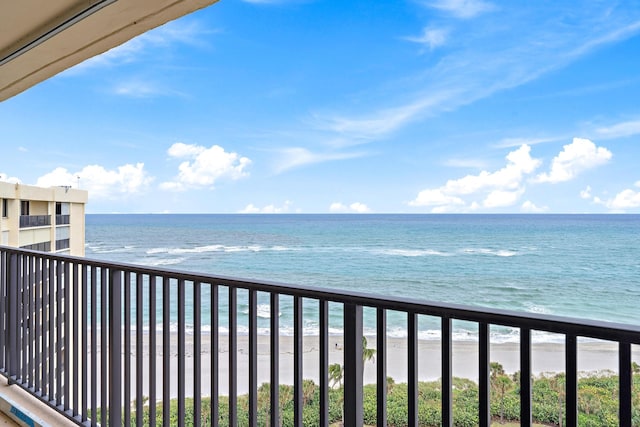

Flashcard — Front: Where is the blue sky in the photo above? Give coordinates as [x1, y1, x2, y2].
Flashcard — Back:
[2, 0, 640, 213]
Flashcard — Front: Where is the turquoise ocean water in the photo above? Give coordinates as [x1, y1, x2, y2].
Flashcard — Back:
[85, 214, 640, 343]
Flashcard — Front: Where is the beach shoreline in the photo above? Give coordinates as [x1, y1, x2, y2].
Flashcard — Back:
[116, 333, 637, 398]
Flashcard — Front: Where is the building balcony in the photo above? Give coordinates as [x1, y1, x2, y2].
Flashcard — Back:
[56, 214, 71, 225]
[19, 241, 51, 252]
[19, 214, 51, 228]
[0, 245, 639, 427]
[55, 238, 70, 251]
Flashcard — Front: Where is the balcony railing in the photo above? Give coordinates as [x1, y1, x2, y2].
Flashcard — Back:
[56, 214, 71, 225]
[0, 245, 639, 427]
[55, 238, 70, 251]
[19, 215, 51, 228]
[19, 241, 51, 252]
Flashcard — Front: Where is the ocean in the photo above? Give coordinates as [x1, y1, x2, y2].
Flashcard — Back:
[85, 214, 640, 343]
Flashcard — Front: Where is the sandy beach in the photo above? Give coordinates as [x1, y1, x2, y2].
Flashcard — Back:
[116, 333, 638, 399]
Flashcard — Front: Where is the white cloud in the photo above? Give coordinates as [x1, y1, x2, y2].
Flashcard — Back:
[71, 21, 207, 72]
[405, 27, 449, 50]
[314, 90, 455, 140]
[274, 147, 364, 173]
[410, 144, 541, 211]
[428, 0, 495, 19]
[36, 163, 153, 199]
[443, 158, 488, 169]
[310, 5, 640, 145]
[168, 142, 206, 157]
[161, 143, 251, 191]
[329, 202, 371, 213]
[112, 80, 178, 98]
[521, 200, 548, 213]
[0, 173, 21, 184]
[595, 119, 640, 139]
[494, 136, 559, 148]
[593, 181, 640, 211]
[535, 138, 612, 183]
[580, 185, 592, 199]
[239, 201, 293, 213]
[409, 190, 465, 208]
[483, 188, 524, 208]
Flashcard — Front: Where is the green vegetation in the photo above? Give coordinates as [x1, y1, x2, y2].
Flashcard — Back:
[120, 366, 640, 426]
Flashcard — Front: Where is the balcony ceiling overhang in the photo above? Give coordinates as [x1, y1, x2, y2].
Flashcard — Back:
[0, 0, 218, 102]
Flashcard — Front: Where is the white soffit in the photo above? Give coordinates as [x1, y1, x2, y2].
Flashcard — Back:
[0, 0, 219, 102]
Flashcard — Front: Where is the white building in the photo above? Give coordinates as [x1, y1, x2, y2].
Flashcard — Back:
[0, 181, 87, 256]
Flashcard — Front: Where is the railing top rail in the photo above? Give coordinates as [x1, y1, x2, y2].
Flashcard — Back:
[2, 245, 640, 344]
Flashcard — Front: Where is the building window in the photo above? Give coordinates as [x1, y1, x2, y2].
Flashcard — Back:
[20, 241, 51, 252]
[21, 200, 30, 216]
[56, 238, 70, 251]
[1, 199, 7, 218]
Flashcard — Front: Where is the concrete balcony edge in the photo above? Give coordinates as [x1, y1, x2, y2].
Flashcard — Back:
[0, 376, 76, 427]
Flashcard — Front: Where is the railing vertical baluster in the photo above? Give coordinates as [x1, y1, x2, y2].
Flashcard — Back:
[408, 311, 417, 427]
[57, 260, 64, 405]
[24, 255, 35, 390]
[193, 281, 202, 427]
[619, 341, 632, 427]
[441, 316, 452, 427]
[35, 256, 42, 393]
[229, 287, 238, 426]
[520, 327, 532, 426]
[149, 276, 157, 427]
[293, 296, 303, 427]
[211, 284, 219, 427]
[249, 289, 258, 427]
[270, 293, 279, 427]
[27, 255, 33, 388]
[320, 300, 329, 427]
[178, 279, 186, 426]
[100, 267, 107, 427]
[344, 303, 363, 427]
[0, 251, 5, 372]
[49, 259, 55, 403]
[35, 256, 42, 395]
[20, 254, 26, 384]
[109, 269, 122, 427]
[124, 271, 131, 427]
[478, 322, 490, 427]
[72, 262, 80, 415]
[64, 260, 70, 412]
[19, 252, 24, 383]
[565, 334, 578, 427]
[32, 256, 37, 390]
[163, 277, 170, 426]
[42, 259, 49, 397]
[376, 308, 387, 427]
[135, 273, 143, 427]
[7, 253, 19, 384]
[81, 264, 88, 423]
[90, 266, 97, 425]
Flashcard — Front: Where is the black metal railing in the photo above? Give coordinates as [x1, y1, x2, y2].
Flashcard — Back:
[19, 215, 51, 228]
[56, 214, 71, 225]
[0, 245, 639, 427]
